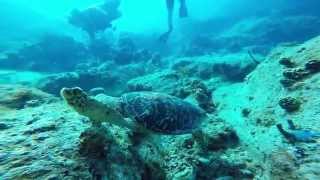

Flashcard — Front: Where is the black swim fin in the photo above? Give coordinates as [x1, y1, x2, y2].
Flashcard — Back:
[179, 3, 188, 18]
[158, 31, 172, 43]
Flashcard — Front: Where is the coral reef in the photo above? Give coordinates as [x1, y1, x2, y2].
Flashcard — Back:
[0, 96, 253, 179]
[193, 118, 239, 151]
[279, 97, 301, 113]
[78, 127, 112, 159]
[305, 59, 320, 73]
[112, 37, 154, 65]
[68, 0, 121, 40]
[171, 55, 258, 82]
[279, 57, 296, 68]
[0, 85, 55, 109]
[283, 68, 309, 81]
[38, 71, 119, 96]
[176, 79, 216, 113]
[180, 15, 320, 55]
[78, 127, 142, 179]
[269, 148, 299, 179]
[280, 58, 320, 88]
[2, 5, 320, 179]
[127, 83, 152, 92]
[212, 61, 257, 82]
[0, 34, 88, 72]
[195, 154, 254, 179]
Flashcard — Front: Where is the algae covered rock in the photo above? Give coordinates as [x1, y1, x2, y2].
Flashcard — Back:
[78, 126, 143, 179]
[38, 71, 118, 96]
[195, 154, 254, 179]
[0, 34, 88, 72]
[269, 148, 299, 179]
[283, 68, 309, 81]
[79, 127, 111, 159]
[305, 59, 320, 73]
[0, 85, 55, 109]
[193, 118, 239, 151]
[279, 97, 301, 113]
[279, 57, 296, 68]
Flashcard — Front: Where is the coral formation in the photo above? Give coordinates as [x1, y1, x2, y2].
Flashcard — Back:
[305, 59, 320, 73]
[38, 71, 118, 96]
[279, 57, 296, 68]
[279, 97, 301, 113]
[195, 154, 254, 179]
[181, 15, 320, 55]
[283, 68, 309, 81]
[127, 83, 152, 92]
[2, 2, 320, 179]
[269, 148, 298, 179]
[193, 119, 239, 151]
[280, 58, 320, 88]
[78, 127, 112, 159]
[184, 79, 216, 113]
[0, 34, 88, 72]
[0, 85, 55, 109]
[68, 0, 121, 40]
[212, 61, 257, 82]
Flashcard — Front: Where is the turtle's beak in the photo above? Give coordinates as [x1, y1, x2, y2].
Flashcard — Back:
[60, 87, 72, 99]
[60, 87, 87, 100]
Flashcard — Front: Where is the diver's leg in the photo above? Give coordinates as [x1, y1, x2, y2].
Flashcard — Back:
[166, 0, 174, 32]
[179, 0, 188, 18]
[159, 0, 174, 42]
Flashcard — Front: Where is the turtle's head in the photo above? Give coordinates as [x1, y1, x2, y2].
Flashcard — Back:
[61, 87, 124, 126]
[60, 87, 89, 113]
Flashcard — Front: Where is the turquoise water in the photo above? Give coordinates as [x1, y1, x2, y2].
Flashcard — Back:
[1, 0, 320, 179]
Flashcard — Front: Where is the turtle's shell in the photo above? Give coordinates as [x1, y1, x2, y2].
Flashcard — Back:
[119, 92, 205, 134]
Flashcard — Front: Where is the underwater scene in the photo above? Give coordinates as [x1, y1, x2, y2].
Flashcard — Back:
[1, 0, 320, 179]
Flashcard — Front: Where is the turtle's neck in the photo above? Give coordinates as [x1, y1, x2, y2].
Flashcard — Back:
[95, 94, 120, 110]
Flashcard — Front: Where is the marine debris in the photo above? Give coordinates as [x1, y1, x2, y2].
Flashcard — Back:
[277, 120, 320, 143]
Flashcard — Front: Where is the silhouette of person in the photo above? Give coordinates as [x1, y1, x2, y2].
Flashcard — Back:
[159, 0, 188, 42]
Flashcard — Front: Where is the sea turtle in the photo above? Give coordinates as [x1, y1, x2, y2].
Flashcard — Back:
[61, 87, 206, 134]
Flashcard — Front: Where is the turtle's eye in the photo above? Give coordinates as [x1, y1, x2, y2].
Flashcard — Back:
[64, 90, 72, 96]
[73, 88, 82, 95]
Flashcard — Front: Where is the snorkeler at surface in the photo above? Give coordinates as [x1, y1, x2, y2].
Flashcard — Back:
[159, 0, 188, 42]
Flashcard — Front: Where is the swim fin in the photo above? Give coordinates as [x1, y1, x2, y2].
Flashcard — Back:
[179, 3, 188, 18]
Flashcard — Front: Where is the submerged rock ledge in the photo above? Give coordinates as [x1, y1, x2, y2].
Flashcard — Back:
[1, 36, 320, 179]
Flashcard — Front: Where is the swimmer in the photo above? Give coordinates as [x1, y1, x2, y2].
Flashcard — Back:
[159, 0, 188, 42]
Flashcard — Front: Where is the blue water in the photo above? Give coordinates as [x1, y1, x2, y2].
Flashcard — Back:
[1, 0, 320, 179]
